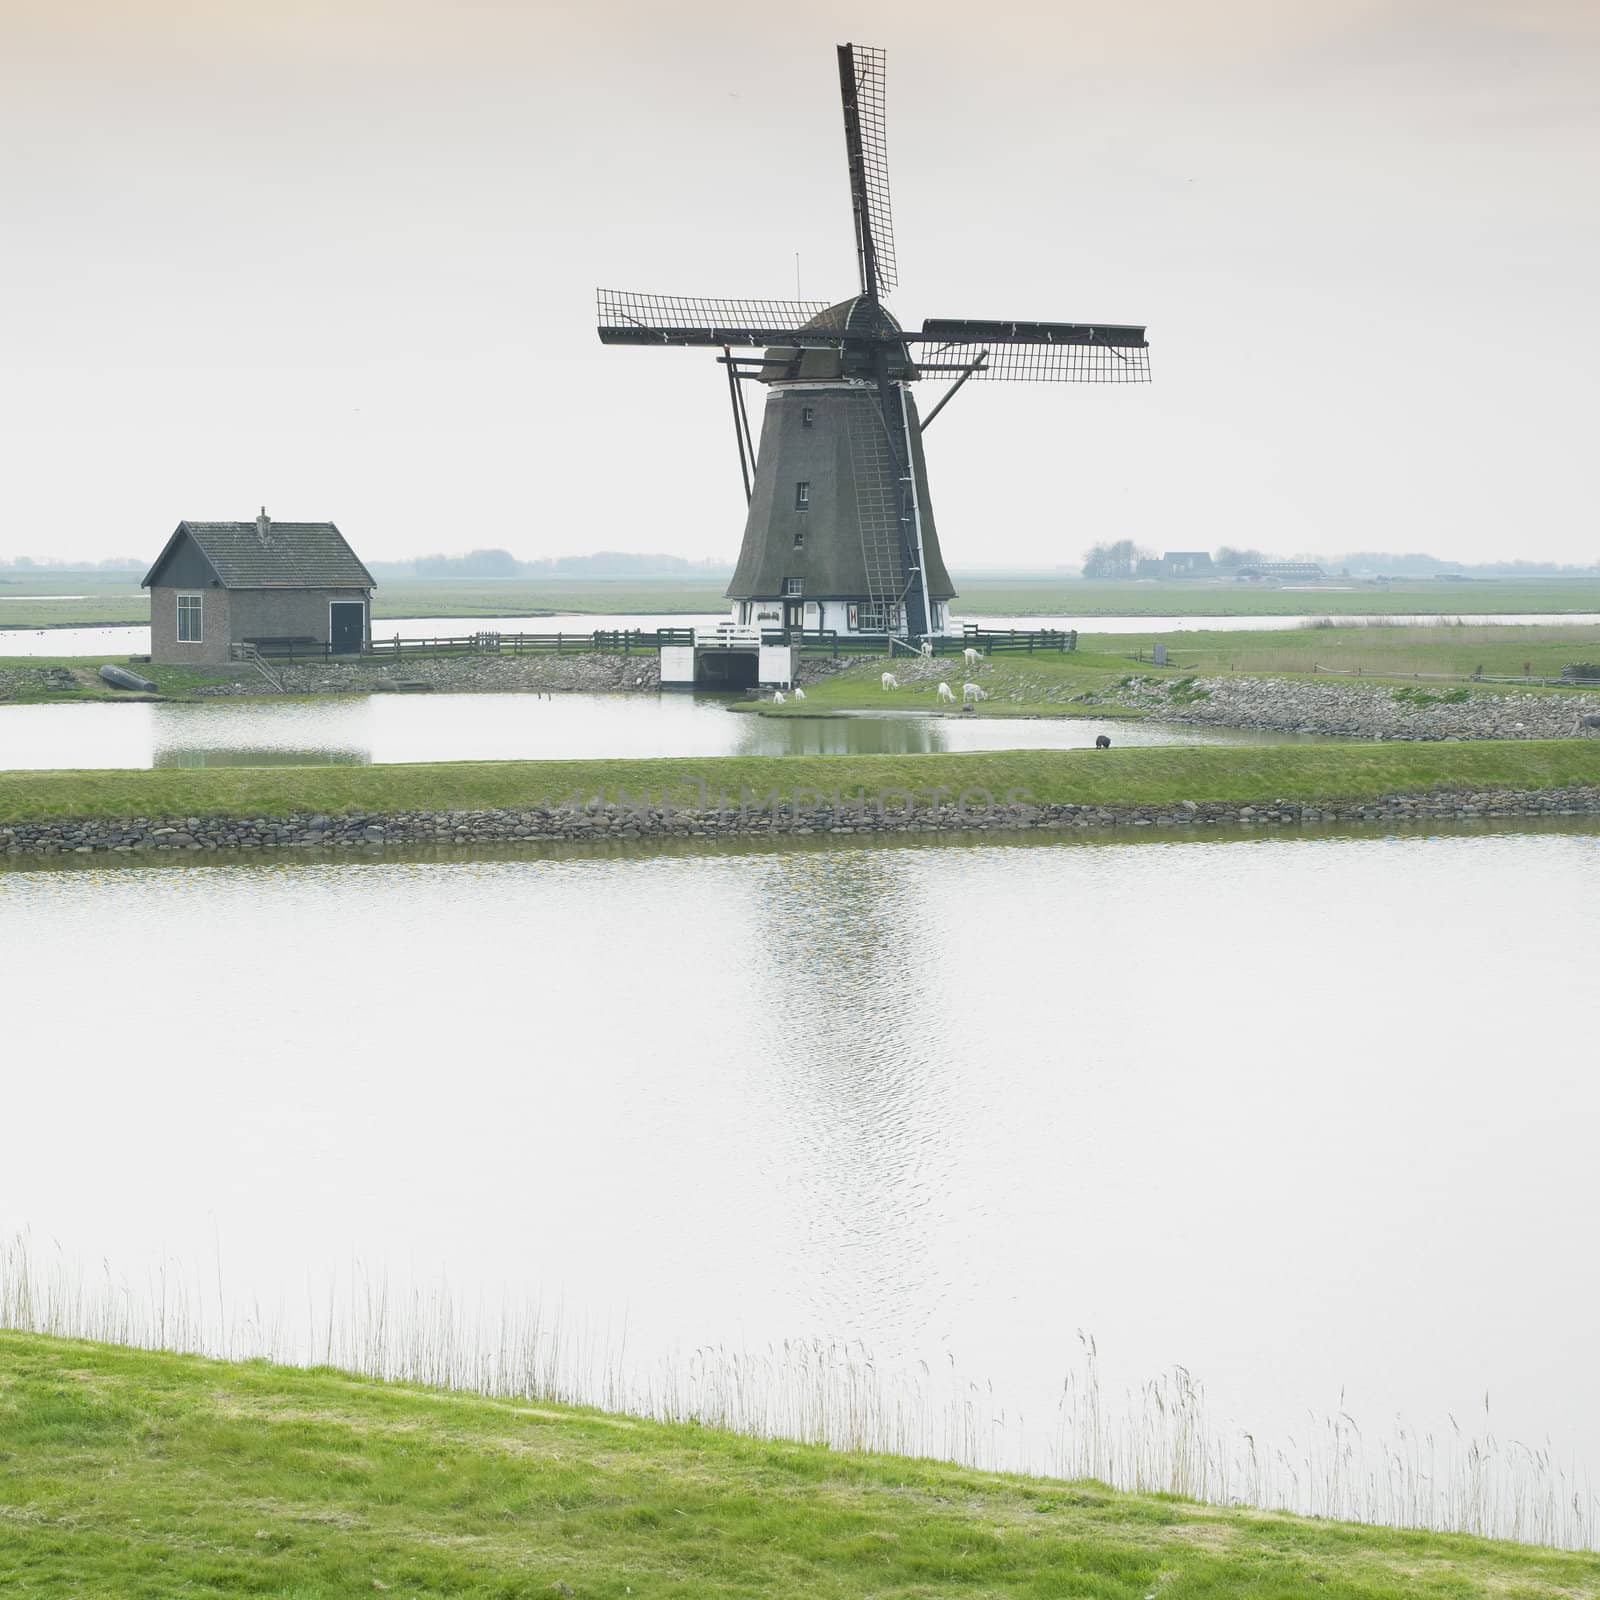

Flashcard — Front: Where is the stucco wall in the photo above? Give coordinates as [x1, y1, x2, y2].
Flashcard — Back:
[150, 584, 232, 666]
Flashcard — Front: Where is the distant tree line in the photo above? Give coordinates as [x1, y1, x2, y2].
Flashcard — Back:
[1079, 540, 1150, 579]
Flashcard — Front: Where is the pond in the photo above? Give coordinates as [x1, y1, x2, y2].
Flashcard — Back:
[6, 608, 1600, 655]
[0, 691, 1334, 770]
[3, 826, 1597, 1538]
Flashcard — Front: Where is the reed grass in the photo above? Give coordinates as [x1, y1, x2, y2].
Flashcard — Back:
[2, 1235, 1593, 1554]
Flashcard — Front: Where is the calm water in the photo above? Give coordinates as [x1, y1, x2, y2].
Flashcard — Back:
[7, 608, 1600, 655]
[3, 828, 1597, 1491]
[0, 692, 1332, 770]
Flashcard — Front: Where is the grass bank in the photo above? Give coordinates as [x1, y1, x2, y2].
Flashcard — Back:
[4, 742, 1600, 825]
[0, 657, 248, 703]
[1090, 621, 1600, 681]
[2, 1333, 1595, 1598]
[783, 643, 1600, 718]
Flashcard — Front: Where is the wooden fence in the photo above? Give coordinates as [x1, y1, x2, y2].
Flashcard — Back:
[251, 624, 1078, 662]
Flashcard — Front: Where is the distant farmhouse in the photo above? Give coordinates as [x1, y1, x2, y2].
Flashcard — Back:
[142, 510, 375, 666]
[1136, 551, 1215, 579]
[1233, 561, 1326, 582]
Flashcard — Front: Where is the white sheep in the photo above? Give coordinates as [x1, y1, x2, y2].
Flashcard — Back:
[772, 690, 785, 704]
[920, 640, 933, 657]
[963, 646, 982, 667]
[962, 682, 987, 702]
[793, 687, 806, 700]
[937, 682, 955, 702]
[881, 672, 899, 690]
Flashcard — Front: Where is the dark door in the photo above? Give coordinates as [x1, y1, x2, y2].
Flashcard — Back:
[330, 601, 365, 654]
[784, 601, 804, 632]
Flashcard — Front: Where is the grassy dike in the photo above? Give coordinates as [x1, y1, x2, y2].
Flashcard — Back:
[3, 742, 1600, 828]
[2, 1333, 1596, 1598]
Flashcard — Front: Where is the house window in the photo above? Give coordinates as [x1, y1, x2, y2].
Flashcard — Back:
[783, 578, 804, 598]
[176, 593, 203, 643]
[795, 481, 809, 511]
[849, 601, 899, 632]
[801, 405, 815, 428]
[793, 525, 805, 550]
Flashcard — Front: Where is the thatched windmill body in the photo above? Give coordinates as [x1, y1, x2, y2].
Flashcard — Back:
[598, 45, 1150, 639]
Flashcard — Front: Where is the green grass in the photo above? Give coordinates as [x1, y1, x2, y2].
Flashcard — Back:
[0, 657, 252, 704]
[1088, 621, 1600, 681]
[955, 576, 1600, 617]
[3, 742, 1599, 826]
[1, 1333, 1594, 1598]
[8, 574, 1600, 631]
[784, 635, 1600, 717]
[367, 577, 732, 619]
[0, 570, 148, 627]
[780, 650, 1144, 717]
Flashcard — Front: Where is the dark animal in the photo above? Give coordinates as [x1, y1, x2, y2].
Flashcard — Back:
[1095, 734, 1112, 749]
[1575, 715, 1600, 733]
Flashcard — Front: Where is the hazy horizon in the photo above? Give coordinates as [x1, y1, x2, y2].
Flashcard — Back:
[4, 0, 1597, 567]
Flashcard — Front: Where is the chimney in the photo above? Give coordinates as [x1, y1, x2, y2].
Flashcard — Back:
[256, 506, 271, 543]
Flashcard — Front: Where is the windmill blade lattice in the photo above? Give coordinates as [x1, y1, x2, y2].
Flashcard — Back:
[845, 45, 896, 295]
[597, 289, 833, 347]
[916, 317, 1151, 382]
[916, 342, 1151, 383]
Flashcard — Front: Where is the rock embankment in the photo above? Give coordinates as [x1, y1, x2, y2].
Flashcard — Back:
[202, 653, 667, 695]
[6, 786, 1600, 859]
[1087, 675, 1599, 740]
[0, 665, 77, 698]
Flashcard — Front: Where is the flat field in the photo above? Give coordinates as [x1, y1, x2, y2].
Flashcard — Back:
[8, 572, 1600, 630]
[0, 571, 147, 627]
[2, 1333, 1595, 1599]
[3, 741, 1599, 825]
[1091, 621, 1600, 680]
[955, 576, 1600, 617]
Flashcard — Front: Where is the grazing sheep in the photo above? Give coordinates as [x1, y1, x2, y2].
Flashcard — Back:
[962, 682, 986, 702]
[773, 690, 785, 704]
[937, 682, 955, 702]
[881, 672, 899, 690]
[1095, 734, 1111, 749]
[793, 687, 805, 700]
[963, 647, 981, 667]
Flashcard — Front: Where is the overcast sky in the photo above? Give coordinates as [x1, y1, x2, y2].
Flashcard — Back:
[3, 0, 1597, 568]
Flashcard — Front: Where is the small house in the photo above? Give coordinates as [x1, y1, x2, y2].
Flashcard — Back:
[142, 509, 375, 665]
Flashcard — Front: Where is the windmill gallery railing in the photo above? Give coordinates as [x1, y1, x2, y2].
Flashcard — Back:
[699, 625, 1077, 657]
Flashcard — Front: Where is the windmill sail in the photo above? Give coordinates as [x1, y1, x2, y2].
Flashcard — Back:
[916, 317, 1151, 382]
[837, 44, 897, 298]
[597, 289, 832, 348]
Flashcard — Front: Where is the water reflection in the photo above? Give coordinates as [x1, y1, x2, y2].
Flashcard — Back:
[743, 850, 955, 1345]
[0, 692, 1333, 772]
[5, 827, 1596, 1485]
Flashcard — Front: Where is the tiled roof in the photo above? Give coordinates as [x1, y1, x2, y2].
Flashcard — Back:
[144, 522, 375, 589]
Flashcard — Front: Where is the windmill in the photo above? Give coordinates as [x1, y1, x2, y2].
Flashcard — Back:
[597, 43, 1149, 641]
